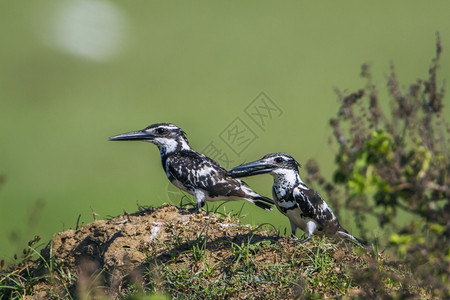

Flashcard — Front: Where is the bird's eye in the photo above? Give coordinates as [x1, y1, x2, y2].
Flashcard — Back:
[156, 128, 166, 134]
[275, 157, 283, 163]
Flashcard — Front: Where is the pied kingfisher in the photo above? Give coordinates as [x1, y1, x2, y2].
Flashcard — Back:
[109, 123, 274, 212]
[229, 153, 366, 244]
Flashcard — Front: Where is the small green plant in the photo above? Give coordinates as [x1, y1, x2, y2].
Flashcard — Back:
[190, 235, 208, 262]
[230, 237, 256, 272]
[0, 235, 77, 299]
[0, 235, 41, 297]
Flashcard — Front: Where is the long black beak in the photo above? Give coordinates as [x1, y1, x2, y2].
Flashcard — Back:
[228, 159, 275, 178]
[108, 129, 155, 141]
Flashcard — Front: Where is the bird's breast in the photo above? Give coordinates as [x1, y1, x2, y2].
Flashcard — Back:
[275, 199, 298, 215]
[273, 184, 288, 199]
[272, 185, 298, 216]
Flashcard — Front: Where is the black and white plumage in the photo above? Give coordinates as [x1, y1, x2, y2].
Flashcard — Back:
[229, 153, 366, 245]
[109, 123, 274, 212]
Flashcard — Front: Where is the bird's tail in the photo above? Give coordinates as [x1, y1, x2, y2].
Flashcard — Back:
[238, 184, 274, 210]
[250, 195, 274, 211]
[255, 195, 275, 205]
[337, 230, 368, 246]
[252, 199, 273, 211]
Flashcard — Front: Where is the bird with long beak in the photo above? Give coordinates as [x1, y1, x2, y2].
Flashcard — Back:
[109, 123, 274, 212]
[229, 153, 366, 245]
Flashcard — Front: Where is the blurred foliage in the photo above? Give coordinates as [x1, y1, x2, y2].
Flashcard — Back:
[306, 34, 450, 297]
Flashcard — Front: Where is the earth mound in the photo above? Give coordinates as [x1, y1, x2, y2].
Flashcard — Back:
[2, 204, 423, 299]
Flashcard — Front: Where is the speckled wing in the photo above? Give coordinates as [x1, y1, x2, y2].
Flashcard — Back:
[165, 150, 253, 199]
[293, 187, 340, 232]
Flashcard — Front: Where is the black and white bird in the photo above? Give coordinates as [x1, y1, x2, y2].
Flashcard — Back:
[109, 123, 274, 212]
[229, 153, 366, 245]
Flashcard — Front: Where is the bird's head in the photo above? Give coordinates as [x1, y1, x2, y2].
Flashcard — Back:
[229, 152, 300, 178]
[108, 123, 190, 154]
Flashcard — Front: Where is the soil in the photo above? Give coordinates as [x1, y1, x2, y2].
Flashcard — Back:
[34, 204, 278, 298]
[10, 204, 418, 299]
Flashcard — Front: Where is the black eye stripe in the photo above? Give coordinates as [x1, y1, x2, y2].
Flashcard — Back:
[275, 157, 283, 163]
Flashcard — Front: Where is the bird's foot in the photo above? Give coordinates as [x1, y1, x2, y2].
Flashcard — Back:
[298, 237, 312, 244]
[192, 204, 204, 214]
[191, 200, 206, 214]
[291, 234, 311, 245]
[290, 234, 300, 245]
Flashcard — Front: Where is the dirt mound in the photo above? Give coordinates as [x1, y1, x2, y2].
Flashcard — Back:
[36, 204, 277, 298]
[2, 204, 424, 299]
[42, 205, 183, 288]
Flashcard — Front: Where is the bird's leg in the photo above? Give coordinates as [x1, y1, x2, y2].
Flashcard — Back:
[193, 200, 205, 213]
[297, 221, 317, 244]
[193, 191, 206, 213]
[297, 234, 312, 244]
[290, 220, 300, 241]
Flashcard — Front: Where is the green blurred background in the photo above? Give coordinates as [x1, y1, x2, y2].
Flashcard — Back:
[1, 0, 449, 260]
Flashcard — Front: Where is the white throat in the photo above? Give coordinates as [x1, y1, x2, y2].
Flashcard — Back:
[153, 137, 190, 154]
[272, 169, 304, 189]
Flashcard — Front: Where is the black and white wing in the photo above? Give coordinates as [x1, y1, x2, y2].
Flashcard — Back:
[292, 186, 341, 233]
[165, 150, 273, 206]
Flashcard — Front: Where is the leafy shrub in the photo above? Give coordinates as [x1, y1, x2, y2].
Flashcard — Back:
[305, 33, 449, 297]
